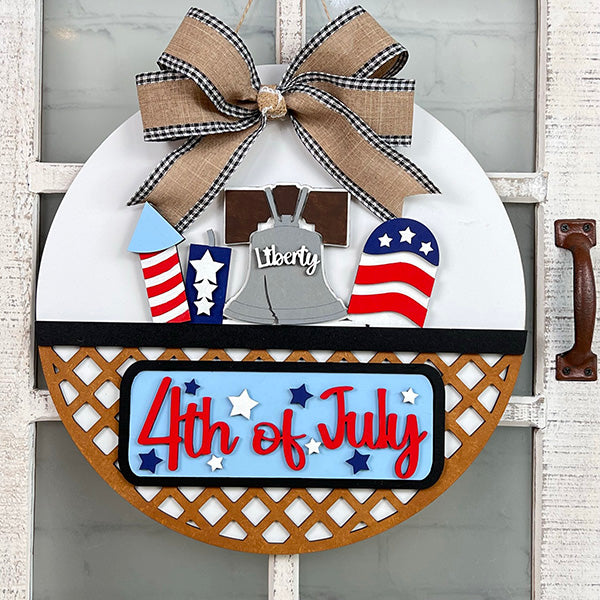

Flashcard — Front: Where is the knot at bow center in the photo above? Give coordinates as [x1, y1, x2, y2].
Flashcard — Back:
[257, 85, 287, 119]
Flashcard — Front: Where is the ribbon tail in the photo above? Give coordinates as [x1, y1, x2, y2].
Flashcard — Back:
[286, 89, 439, 220]
[128, 119, 265, 232]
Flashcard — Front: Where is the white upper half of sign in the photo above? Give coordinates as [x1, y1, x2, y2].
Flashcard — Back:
[37, 64, 526, 330]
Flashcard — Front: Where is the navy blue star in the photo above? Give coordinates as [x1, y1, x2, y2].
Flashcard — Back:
[139, 449, 163, 473]
[184, 379, 200, 395]
[346, 450, 370, 474]
[289, 383, 313, 408]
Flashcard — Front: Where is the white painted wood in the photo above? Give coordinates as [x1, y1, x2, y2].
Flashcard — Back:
[28, 162, 81, 194]
[534, 204, 546, 395]
[29, 163, 549, 204]
[532, 426, 544, 600]
[500, 396, 546, 429]
[536, 2, 600, 598]
[276, 0, 305, 63]
[269, 554, 299, 600]
[29, 390, 59, 422]
[28, 387, 544, 427]
[532, 0, 548, 467]
[536, 0, 548, 171]
[36, 98, 526, 331]
[488, 172, 548, 204]
[0, 0, 39, 596]
[532, 7, 549, 595]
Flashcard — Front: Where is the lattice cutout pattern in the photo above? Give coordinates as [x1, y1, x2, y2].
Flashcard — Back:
[39, 346, 521, 554]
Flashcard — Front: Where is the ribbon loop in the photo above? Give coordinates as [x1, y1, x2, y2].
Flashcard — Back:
[161, 8, 260, 109]
[136, 71, 252, 142]
[287, 72, 415, 143]
[130, 6, 439, 232]
[280, 6, 408, 86]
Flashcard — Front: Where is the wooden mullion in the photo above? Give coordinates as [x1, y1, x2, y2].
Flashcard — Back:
[0, 0, 39, 597]
[276, 0, 305, 63]
[28, 162, 549, 205]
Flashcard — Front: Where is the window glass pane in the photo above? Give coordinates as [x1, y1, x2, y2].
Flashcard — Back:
[300, 427, 532, 599]
[306, 0, 537, 172]
[42, 0, 276, 162]
[506, 204, 535, 396]
[35, 193, 64, 389]
[34, 422, 268, 600]
[38, 193, 63, 263]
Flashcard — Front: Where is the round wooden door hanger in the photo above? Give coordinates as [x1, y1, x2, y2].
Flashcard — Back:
[37, 8, 526, 554]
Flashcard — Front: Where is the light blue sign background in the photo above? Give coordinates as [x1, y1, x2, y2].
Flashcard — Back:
[126, 370, 435, 482]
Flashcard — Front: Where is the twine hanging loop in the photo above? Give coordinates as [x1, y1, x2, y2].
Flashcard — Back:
[257, 85, 287, 119]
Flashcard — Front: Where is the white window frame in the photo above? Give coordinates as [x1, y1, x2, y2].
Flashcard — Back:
[2, 0, 598, 598]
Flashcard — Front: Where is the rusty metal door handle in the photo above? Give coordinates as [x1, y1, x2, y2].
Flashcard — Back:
[555, 219, 597, 381]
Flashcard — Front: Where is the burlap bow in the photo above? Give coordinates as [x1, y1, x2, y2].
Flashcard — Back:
[129, 6, 439, 232]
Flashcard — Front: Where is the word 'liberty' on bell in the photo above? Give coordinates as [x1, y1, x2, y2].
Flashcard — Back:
[224, 187, 347, 325]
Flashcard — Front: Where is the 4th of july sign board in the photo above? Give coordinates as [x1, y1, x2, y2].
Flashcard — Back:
[37, 6, 527, 553]
[120, 362, 445, 488]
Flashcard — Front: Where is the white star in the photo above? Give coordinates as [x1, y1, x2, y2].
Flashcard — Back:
[378, 233, 393, 247]
[194, 280, 217, 299]
[207, 455, 223, 471]
[399, 226, 416, 244]
[305, 438, 322, 455]
[194, 297, 214, 315]
[190, 249, 224, 284]
[228, 389, 259, 419]
[401, 388, 419, 404]
[419, 241, 433, 256]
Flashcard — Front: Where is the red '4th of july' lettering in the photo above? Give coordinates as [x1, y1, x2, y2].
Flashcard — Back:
[317, 385, 428, 478]
[252, 409, 306, 470]
[138, 377, 239, 471]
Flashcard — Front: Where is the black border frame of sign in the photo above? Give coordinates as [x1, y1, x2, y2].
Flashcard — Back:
[118, 360, 446, 489]
[36, 321, 527, 355]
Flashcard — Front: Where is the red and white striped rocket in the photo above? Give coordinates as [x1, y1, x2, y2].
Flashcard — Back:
[128, 204, 191, 323]
[139, 248, 190, 323]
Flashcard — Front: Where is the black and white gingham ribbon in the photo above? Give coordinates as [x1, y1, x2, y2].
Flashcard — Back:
[130, 5, 439, 232]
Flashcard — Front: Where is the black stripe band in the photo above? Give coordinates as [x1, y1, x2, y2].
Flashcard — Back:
[36, 321, 527, 355]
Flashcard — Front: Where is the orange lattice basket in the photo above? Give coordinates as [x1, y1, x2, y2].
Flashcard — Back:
[38, 322, 524, 553]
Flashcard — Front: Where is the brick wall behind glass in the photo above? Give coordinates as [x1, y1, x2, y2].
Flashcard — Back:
[42, 0, 276, 163]
[45, 0, 535, 171]
[308, 0, 537, 172]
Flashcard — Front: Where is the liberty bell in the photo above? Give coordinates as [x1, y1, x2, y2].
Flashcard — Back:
[224, 186, 347, 325]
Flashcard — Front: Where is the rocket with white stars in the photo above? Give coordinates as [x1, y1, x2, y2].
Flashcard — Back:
[184, 233, 231, 324]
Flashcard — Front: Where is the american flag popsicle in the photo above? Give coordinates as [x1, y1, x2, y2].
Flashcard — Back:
[128, 203, 191, 323]
[348, 217, 439, 327]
